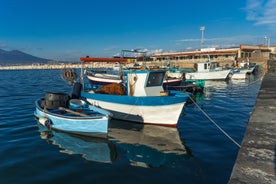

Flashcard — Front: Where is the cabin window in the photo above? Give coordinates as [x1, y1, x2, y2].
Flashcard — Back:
[146, 72, 164, 87]
[204, 64, 207, 70]
[210, 63, 217, 70]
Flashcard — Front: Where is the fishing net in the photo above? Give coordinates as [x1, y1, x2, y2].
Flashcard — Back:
[96, 83, 126, 95]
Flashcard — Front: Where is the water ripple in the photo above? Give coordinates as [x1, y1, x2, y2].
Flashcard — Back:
[0, 70, 262, 184]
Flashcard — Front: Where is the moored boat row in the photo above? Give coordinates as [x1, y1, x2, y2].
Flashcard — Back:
[34, 56, 192, 138]
[34, 55, 258, 139]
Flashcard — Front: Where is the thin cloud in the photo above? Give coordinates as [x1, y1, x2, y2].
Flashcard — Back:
[245, 0, 276, 29]
[176, 35, 264, 50]
[0, 43, 8, 49]
[178, 38, 201, 42]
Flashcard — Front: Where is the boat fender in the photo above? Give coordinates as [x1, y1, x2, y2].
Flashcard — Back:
[38, 117, 52, 129]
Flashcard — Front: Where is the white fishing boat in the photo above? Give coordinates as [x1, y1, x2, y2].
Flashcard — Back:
[86, 70, 122, 85]
[231, 61, 255, 80]
[185, 61, 232, 80]
[231, 67, 255, 80]
[80, 57, 190, 127]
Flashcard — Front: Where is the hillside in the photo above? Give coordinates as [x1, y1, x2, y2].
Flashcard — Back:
[0, 49, 51, 65]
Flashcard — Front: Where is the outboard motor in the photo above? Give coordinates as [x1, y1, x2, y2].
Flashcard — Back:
[71, 82, 82, 99]
[41, 92, 70, 110]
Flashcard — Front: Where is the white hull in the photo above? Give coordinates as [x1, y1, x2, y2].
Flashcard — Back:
[231, 71, 247, 80]
[185, 69, 231, 80]
[85, 97, 185, 126]
[87, 74, 121, 83]
[231, 67, 255, 80]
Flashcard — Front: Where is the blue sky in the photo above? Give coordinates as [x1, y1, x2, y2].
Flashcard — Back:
[0, 0, 275, 61]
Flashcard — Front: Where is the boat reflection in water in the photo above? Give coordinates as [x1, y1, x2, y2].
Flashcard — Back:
[108, 119, 191, 168]
[39, 126, 117, 163]
[38, 120, 191, 167]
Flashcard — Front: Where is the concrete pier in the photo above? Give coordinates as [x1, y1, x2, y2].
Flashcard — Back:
[228, 60, 276, 183]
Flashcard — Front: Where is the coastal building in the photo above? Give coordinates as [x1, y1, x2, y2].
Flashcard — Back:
[149, 44, 274, 68]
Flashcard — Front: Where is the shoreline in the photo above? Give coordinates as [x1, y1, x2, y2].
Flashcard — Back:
[0, 63, 112, 70]
[0, 59, 268, 71]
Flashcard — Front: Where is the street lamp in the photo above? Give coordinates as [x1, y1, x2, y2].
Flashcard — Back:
[200, 26, 205, 49]
[264, 35, 270, 48]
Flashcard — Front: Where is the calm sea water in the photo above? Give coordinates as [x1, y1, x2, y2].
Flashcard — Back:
[0, 69, 262, 184]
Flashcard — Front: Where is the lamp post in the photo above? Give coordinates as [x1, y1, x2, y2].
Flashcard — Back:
[264, 35, 270, 48]
[200, 26, 205, 50]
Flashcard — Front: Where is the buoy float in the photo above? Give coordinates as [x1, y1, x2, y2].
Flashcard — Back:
[38, 117, 52, 128]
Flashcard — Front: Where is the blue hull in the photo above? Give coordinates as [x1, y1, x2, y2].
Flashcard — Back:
[34, 99, 109, 138]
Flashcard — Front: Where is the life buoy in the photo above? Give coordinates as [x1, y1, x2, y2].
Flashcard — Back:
[60, 68, 77, 86]
[64, 69, 75, 79]
[65, 70, 72, 78]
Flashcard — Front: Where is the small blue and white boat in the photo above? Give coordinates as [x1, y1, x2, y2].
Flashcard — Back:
[80, 57, 190, 127]
[34, 92, 112, 138]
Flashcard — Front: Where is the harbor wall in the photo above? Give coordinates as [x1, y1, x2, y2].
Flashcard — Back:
[228, 59, 276, 183]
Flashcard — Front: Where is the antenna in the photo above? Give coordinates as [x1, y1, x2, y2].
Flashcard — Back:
[200, 26, 205, 49]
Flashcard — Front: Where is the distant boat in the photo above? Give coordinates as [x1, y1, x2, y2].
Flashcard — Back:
[80, 57, 189, 127]
[86, 70, 122, 85]
[185, 61, 232, 80]
[162, 77, 183, 89]
[166, 67, 185, 79]
[34, 92, 112, 138]
[231, 62, 255, 80]
[231, 67, 255, 80]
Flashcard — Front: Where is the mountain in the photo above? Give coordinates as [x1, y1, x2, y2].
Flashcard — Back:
[0, 49, 51, 65]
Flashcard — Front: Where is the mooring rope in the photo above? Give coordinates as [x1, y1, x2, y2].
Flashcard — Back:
[247, 75, 264, 86]
[188, 95, 241, 148]
[197, 74, 264, 148]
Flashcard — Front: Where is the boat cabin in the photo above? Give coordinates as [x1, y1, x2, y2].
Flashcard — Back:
[125, 70, 165, 96]
[196, 62, 223, 72]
